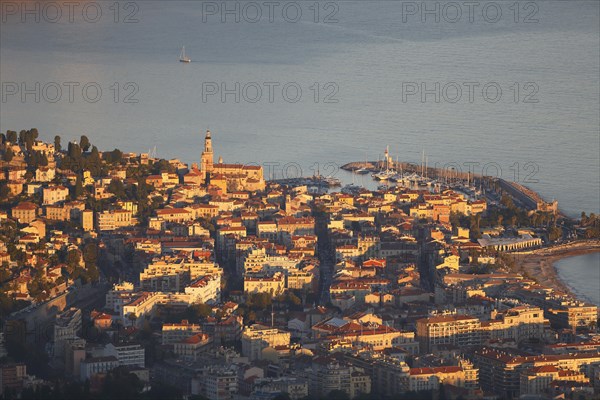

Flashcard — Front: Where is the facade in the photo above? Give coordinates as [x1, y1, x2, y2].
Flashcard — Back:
[308, 357, 371, 399]
[96, 210, 133, 231]
[53, 307, 82, 359]
[184, 274, 221, 304]
[472, 347, 600, 399]
[200, 367, 238, 400]
[173, 333, 211, 361]
[481, 306, 548, 343]
[241, 324, 290, 361]
[140, 262, 190, 292]
[79, 356, 118, 381]
[81, 210, 94, 231]
[11, 202, 37, 223]
[200, 130, 265, 192]
[42, 186, 69, 205]
[407, 362, 478, 392]
[416, 314, 482, 353]
[104, 343, 145, 368]
[520, 365, 589, 396]
[243, 273, 285, 296]
[162, 320, 203, 345]
[0, 363, 26, 395]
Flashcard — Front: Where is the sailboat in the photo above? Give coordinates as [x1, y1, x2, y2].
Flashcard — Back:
[179, 46, 191, 63]
[355, 152, 370, 174]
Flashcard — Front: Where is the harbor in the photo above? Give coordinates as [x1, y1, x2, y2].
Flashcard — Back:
[340, 147, 561, 217]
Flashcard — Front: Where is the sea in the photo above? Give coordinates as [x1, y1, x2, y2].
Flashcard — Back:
[555, 252, 600, 306]
[1, 1, 599, 295]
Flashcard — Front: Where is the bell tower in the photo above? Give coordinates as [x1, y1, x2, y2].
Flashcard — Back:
[201, 129, 214, 175]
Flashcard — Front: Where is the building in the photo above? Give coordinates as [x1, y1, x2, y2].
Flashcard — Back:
[308, 356, 371, 399]
[241, 324, 290, 361]
[472, 347, 600, 399]
[312, 317, 418, 353]
[0, 363, 26, 395]
[481, 306, 548, 343]
[96, 209, 133, 231]
[200, 130, 265, 191]
[243, 273, 285, 296]
[80, 356, 119, 381]
[53, 307, 82, 359]
[520, 365, 589, 396]
[184, 274, 221, 304]
[251, 377, 308, 400]
[81, 210, 94, 231]
[200, 367, 238, 400]
[104, 343, 145, 368]
[416, 314, 482, 353]
[162, 320, 203, 345]
[42, 186, 69, 205]
[546, 300, 597, 331]
[477, 234, 542, 252]
[105, 282, 135, 312]
[121, 292, 194, 326]
[140, 261, 190, 292]
[174, 333, 212, 361]
[11, 202, 37, 223]
[407, 361, 478, 392]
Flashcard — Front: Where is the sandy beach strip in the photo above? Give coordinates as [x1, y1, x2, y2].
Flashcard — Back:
[511, 240, 600, 300]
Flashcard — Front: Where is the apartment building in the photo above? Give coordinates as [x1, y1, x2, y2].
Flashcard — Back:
[243, 273, 285, 296]
[241, 324, 290, 361]
[184, 274, 221, 304]
[407, 361, 478, 392]
[162, 320, 203, 345]
[472, 347, 600, 399]
[96, 209, 133, 231]
[11, 202, 38, 223]
[140, 262, 190, 292]
[53, 307, 82, 359]
[174, 333, 212, 361]
[481, 306, 548, 343]
[308, 356, 371, 399]
[416, 314, 482, 353]
[42, 186, 69, 205]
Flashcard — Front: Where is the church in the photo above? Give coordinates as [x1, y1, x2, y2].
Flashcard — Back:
[191, 130, 265, 193]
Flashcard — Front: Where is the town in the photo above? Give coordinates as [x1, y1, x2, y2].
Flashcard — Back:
[0, 128, 599, 400]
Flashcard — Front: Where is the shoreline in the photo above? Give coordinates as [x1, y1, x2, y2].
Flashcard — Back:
[511, 241, 600, 304]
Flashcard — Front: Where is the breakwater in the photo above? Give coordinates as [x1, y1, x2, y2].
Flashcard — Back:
[341, 161, 561, 216]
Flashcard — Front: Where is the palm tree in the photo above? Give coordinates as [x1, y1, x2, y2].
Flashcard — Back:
[127, 313, 138, 327]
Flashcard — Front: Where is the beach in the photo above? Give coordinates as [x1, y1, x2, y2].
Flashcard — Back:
[511, 240, 600, 301]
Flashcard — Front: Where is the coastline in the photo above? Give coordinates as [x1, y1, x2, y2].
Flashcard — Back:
[511, 240, 600, 304]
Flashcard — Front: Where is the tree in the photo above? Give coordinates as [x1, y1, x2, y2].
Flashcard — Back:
[83, 243, 98, 267]
[68, 141, 82, 159]
[3, 147, 13, 162]
[73, 174, 84, 199]
[66, 249, 81, 271]
[6, 130, 17, 143]
[0, 183, 10, 200]
[186, 303, 212, 321]
[548, 226, 562, 241]
[102, 366, 144, 399]
[80, 135, 90, 152]
[54, 135, 62, 152]
[105, 149, 123, 164]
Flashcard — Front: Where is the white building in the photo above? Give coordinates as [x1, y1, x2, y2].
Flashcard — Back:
[104, 343, 145, 368]
[53, 308, 82, 359]
[241, 324, 290, 361]
[184, 274, 221, 304]
[80, 356, 119, 381]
